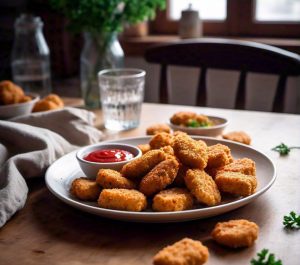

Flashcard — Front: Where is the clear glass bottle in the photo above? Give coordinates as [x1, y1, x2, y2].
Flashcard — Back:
[80, 32, 124, 109]
[11, 14, 51, 96]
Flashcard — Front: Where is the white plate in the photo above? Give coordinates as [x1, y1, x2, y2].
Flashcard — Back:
[45, 136, 276, 223]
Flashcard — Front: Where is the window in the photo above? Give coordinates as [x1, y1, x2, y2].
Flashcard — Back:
[151, 0, 300, 37]
[168, 0, 227, 21]
[255, 0, 300, 22]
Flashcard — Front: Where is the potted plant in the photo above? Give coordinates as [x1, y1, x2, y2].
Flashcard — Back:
[51, 0, 166, 108]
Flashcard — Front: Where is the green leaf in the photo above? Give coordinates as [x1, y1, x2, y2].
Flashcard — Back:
[283, 211, 300, 229]
[251, 249, 282, 265]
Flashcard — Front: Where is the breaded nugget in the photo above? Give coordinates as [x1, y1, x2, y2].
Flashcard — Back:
[170, 111, 197, 126]
[153, 238, 209, 265]
[222, 158, 256, 176]
[70, 177, 101, 201]
[215, 171, 257, 196]
[185, 169, 221, 206]
[146, 123, 171, 135]
[223, 131, 251, 145]
[139, 159, 179, 196]
[160, 145, 175, 156]
[44, 93, 64, 107]
[19, 95, 32, 103]
[137, 144, 151, 155]
[121, 150, 166, 179]
[96, 169, 136, 189]
[152, 188, 193, 212]
[174, 134, 208, 169]
[173, 131, 187, 137]
[149, 132, 174, 150]
[33, 99, 58, 112]
[207, 144, 233, 168]
[0, 80, 24, 105]
[195, 114, 210, 124]
[98, 189, 147, 212]
[211, 219, 259, 248]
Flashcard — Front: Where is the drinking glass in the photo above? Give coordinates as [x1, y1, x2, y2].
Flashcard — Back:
[98, 68, 145, 131]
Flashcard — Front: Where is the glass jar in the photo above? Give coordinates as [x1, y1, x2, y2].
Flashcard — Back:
[11, 14, 51, 96]
[80, 32, 124, 109]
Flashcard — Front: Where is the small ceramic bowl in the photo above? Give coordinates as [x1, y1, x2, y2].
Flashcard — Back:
[169, 115, 229, 137]
[76, 143, 142, 179]
[0, 93, 39, 119]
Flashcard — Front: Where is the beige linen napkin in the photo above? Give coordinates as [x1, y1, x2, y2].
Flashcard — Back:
[0, 107, 103, 227]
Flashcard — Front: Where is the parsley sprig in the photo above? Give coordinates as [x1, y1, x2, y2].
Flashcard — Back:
[283, 211, 300, 229]
[272, 143, 300, 156]
[187, 119, 209, 128]
[251, 249, 282, 265]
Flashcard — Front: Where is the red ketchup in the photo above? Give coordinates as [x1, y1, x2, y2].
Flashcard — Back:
[83, 149, 134, 163]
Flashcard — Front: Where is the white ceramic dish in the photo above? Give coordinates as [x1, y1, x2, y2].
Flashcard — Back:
[169, 116, 228, 137]
[76, 143, 142, 178]
[0, 93, 39, 119]
[46, 136, 276, 223]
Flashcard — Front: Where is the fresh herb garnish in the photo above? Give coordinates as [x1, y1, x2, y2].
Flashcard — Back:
[271, 143, 300, 156]
[283, 211, 300, 229]
[251, 249, 282, 265]
[187, 120, 209, 128]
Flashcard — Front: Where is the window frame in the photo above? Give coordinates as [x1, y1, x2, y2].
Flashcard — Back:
[150, 0, 300, 37]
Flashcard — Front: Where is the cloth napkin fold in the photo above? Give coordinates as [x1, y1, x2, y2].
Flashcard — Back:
[0, 107, 103, 228]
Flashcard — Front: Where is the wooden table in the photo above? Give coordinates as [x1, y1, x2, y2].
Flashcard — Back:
[1, 103, 300, 265]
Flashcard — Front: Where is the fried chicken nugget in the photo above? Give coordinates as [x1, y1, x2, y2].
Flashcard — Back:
[44, 93, 64, 107]
[149, 132, 174, 150]
[223, 131, 251, 145]
[121, 150, 166, 179]
[32, 99, 58, 112]
[137, 144, 151, 155]
[207, 144, 233, 169]
[185, 169, 221, 206]
[19, 95, 32, 103]
[96, 169, 136, 189]
[70, 177, 101, 201]
[174, 134, 208, 169]
[211, 219, 259, 248]
[215, 171, 257, 196]
[152, 188, 193, 212]
[170, 111, 197, 126]
[139, 159, 179, 196]
[0, 80, 24, 105]
[153, 238, 209, 265]
[222, 158, 256, 176]
[98, 189, 147, 212]
[146, 123, 171, 135]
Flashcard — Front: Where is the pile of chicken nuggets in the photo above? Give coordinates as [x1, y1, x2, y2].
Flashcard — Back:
[70, 131, 258, 213]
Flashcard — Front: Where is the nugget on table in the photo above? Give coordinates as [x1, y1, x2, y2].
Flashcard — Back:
[153, 238, 209, 265]
[146, 123, 171, 135]
[211, 219, 259, 248]
[98, 189, 147, 212]
[174, 134, 208, 169]
[0, 80, 24, 104]
[185, 169, 221, 206]
[223, 131, 251, 145]
[152, 188, 193, 212]
[207, 143, 233, 168]
[96, 169, 136, 189]
[137, 144, 151, 155]
[215, 171, 257, 196]
[139, 159, 179, 196]
[121, 150, 166, 179]
[70, 177, 101, 201]
[149, 132, 174, 150]
[222, 158, 256, 176]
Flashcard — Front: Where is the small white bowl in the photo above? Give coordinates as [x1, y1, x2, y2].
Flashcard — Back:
[76, 143, 142, 179]
[0, 93, 39, 119]
[169, 115, 228, 137]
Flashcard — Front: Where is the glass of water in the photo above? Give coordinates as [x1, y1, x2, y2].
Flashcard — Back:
[98, 68, 145, 131]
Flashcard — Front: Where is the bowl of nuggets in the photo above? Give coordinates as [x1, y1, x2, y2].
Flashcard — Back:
[0, 80, 40, 119]
[45, 130, 276, 222]
[0, 80, 64, 119]
[168, 111, 228, 137]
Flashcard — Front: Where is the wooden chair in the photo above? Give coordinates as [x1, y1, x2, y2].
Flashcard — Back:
[144, 38, 300, 112]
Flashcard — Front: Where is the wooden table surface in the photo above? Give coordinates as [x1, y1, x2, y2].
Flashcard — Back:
[1, 102, 300, 265]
